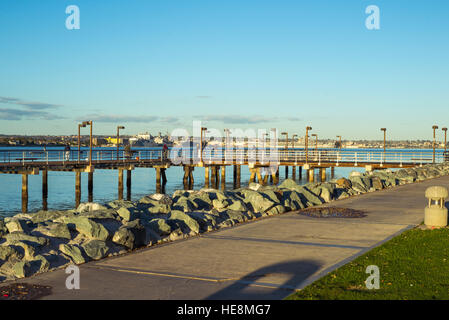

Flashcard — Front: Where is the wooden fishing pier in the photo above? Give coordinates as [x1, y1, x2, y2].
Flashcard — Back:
[0, 147, 445, 213]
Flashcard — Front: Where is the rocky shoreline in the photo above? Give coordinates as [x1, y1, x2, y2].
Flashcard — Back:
[1, 163, 449, 282]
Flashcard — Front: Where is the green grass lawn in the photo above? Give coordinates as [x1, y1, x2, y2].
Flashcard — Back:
[287, 227, 449, 300]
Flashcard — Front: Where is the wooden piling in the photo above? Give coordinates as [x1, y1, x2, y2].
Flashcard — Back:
[320, 168, 326, 181]
[189, 166, 194, 190]
[249, 168, 256, 184]
[285, 166, 289, 179]
[221, 165, 226, 190]
[161, 168, 167, 194]
[263, 170, 269, 185]
[271, 170, 277, 185]
[88, 172, 93, 202]
[308, 169, 314, 182]
[211, 166, 217, 189]
[182, 166, 189, 190]
[298, 166, 302, 179]
[292, 166, 296, 180]
[205, 166, 210, 187]
[233, 165, 241, 189]
[331, 166, 335, 178]
[126, 169, 131, 201]
[42, 170, 48, 211]
[236, 165, 241, 188]
[22, 173, 28, 213]
[256, 168, 263, 185]
[215, 166, 220, 188]
[118, 169, 124, 200]
[75, 171, 81, 208]
[156, 167, 162, 193]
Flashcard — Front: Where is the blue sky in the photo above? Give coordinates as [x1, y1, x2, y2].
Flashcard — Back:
[0, 0, 448, 140]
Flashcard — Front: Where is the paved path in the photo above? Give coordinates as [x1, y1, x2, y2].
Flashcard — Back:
[8, 175, 449, 299]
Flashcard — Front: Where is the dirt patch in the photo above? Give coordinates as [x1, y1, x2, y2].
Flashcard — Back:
[297, 207, 367, 218]
[0, 283, 52, 300]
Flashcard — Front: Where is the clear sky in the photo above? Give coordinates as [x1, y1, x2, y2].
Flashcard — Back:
[1, 0, 448, 140]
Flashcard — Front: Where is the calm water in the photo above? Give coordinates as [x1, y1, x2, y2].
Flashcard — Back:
[0, 146, 439, 217]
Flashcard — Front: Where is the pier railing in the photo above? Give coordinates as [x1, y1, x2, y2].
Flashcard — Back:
[0, 149, 164, 165]
[0, 148, 445, 167]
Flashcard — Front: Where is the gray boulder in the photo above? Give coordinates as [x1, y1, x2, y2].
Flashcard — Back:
[77, 202, 108, 213]
[81, 240, 110, 260]
[4, 232, 49, 247]
[59, 244, 87, 264]
[62, 217, 109, 241]
[0, 246, 23, 262]
[147, 218, 172, 236]
[171, 197, 197, 212]
[33, 222, 72, 240]
[168, 211, 200, 234]
[112, 227, 135, 249]
[238, 189, 276, 213]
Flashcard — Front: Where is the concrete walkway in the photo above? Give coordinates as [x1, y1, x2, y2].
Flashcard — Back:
[8, 175, 449, 300]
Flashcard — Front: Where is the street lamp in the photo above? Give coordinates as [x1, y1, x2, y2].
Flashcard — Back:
[262, 132, 269, 157]
[380, 128, 387, 153]
[270, 128, 277, 143]
[224, 128, 230, 163]
[292, 134, 298, 149]
[117, 126, 125, 160]
[281, 132, 288, 163]
[311, 134, 318, 151]
[78, 121, 88, 162]
[200, 127, 207, 164]
[442, 127, 447, 152]
[433, 125, 439, 163]
[305, 126, 312, 163]
[281, 132, 288, 149]
[87, 121, 93, 166]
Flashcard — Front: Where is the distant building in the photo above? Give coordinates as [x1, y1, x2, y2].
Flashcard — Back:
[136, 132, 152, 140]
[93, 138, 107, 146]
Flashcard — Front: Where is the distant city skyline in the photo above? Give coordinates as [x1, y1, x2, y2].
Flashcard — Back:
[1, 0, 448, 140]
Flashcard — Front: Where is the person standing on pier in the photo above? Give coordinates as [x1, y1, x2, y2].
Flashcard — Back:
[124, 144, 132, 159]
[163, 143, 168, 161]
[64, 144, 71, 161]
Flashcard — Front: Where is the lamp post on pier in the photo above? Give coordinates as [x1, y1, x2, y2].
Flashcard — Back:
[200, 127, 207, 165]
[224, 128, 230, 163]
[442, 128, 447, 152]
[380, 128, 387, 163]
[433, 125, 439, 163]
[262, 132, 269, 163]
[117, 126, 125, 160]
[380, 128, 386, 152]
[305, 126, 312, 163]
[292, 134, 297, 150]
[281, 132, 288, 161]
[78, 121, 89, 162]
[311, 134, 318, 151]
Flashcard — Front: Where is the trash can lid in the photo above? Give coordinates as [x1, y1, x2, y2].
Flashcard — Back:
[425, 186, 449, 199]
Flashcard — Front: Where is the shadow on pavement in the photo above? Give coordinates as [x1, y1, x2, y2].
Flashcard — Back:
[205, 259, 322, 300]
